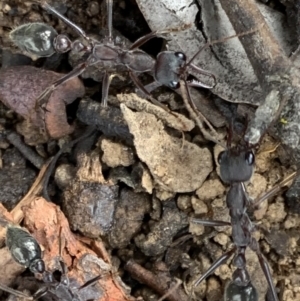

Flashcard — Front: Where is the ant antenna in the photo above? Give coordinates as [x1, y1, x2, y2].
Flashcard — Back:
[180, 79, 226, 147]
[186, 27, 260, 67]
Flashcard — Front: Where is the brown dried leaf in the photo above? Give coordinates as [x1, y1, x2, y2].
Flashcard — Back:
[0, 66, 85, 143]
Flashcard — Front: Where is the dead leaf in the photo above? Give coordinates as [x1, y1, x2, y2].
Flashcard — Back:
[0, 66, 85, 144]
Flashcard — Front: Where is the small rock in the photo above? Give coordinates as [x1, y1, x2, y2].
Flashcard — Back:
[266, 197, 287, 223]
[108, 188, 151, 248]
[189, 221, 204, 236]
[3, 4, 11, 13]
[0, 148, 36, 210]
[63, 181, 119, 238]
[54, 164, 75, 190]
[284, 214, 299, 229]
[196, 179, 225, 201]
[155, 189, 175, 201]
[213, 233, 229, 246]
[177, 195, 192, 211]
[101, 138, 135, 167]
[87, 1, 99, 17]
[247, 173, 267, 200]
[134, 203, 188, 256]
[141, 166, 154, 193]
[265, 228, 290, 256]
[108, 166, 135, 188]
[191, 196, 208, 215]
[206, 277, 222, 301]
[255, 149, 272, 173]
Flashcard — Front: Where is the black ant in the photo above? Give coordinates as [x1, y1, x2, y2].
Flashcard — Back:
[190, 128, 299, 301]
[0, 222, 101, 300]
[9, 1, 259, 145]
[9, 0, 216, 109]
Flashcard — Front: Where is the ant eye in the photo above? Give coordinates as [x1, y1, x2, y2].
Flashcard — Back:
[245, 151, 255, 165]
[169, 81, 180, 89]
[175, 52, 186, 61]
[217, 151, 226, 164]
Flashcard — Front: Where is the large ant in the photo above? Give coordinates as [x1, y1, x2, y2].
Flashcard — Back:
[9, 1, 260, 145]
[190, 129, 299, 301]
[9, 0, 216, 109]
[0, 223, 101, 300]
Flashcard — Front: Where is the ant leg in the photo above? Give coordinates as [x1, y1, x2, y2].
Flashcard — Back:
[129, 71, 153, 97]
[142, 81, 162, 94]
[180, 79, 225, 147]
[129, 71, 172, 110]
[250, 239, 279, 301]
[106, 0, 113, 43]
[101, 71, 112, 107]
[193, 247, 236, 287]
[251, 170, 299, 210]
[36, 62, 88, 109]
[256, 253, 278, 301]
[130, 30, 170, 50]
[78, 274, 102, 290]
[32, 286, 48, 300]
[42, 126, 96, 201]
[129, 72, 180, 112]
[190, 218, 231, 227]
[0, 283, 33, 300]
[40, 1, 92, 43]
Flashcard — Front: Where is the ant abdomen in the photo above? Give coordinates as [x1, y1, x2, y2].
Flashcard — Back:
[6, 225, 45, 274]
[224, 280, 258, 301]
[9, 22, 57, 57]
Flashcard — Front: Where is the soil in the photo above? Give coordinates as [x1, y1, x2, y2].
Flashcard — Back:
[0, 1, 300, 301]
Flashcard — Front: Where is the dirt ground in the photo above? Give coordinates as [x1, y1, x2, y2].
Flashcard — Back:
[0, 1, 300, 301]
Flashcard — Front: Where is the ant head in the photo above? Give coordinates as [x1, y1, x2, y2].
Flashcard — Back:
[154, 51, 186, 89]
[217, 117, 256, 183]
[9, 22, 58, 57]
[218, 146, 255, 183]
[30, 258, 45, 274]
[54, 34, 72, 53]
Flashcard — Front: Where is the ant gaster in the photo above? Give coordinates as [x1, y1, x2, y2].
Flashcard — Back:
[191, 134, 279, 301]
[9, 0, 216, 108]
[0, 223, 102, 300]
[6, 225, 45, 274]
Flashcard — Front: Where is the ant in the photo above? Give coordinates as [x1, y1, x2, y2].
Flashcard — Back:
[189, 127, 299, 301]
[9, 0, 216, 109]
[9, 1, 259, 144]
[0, 222, 101, 300]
